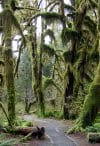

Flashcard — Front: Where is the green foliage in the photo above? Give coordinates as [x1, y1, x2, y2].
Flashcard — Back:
[87, 132, 100, 143]
[44, 110, 63, 119]
[43, 61, 53, 77]
[95, 114, 100, 123]
[0, 138, 17, 146]
[14, 117, 33, 127]
[69, 98, 84, 119]
[85, 125, 100, 132]
[15, 49, 32, 102]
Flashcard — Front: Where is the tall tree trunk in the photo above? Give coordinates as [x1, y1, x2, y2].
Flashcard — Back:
[68, 0, 100, 133]
[0, 46, 4, 101]
[77, 63, 100, 127]
[38, 19, 45, 116]
[30, 25, 39, 103]
[60, 0, 75, 119]
[3, 0, 15, 126]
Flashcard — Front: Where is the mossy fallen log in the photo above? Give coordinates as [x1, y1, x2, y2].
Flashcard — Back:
[9, 126, 45, 139]
[87, 132, 100, 143]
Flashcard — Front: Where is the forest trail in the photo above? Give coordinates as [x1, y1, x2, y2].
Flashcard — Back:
[22, 115, 78, 146]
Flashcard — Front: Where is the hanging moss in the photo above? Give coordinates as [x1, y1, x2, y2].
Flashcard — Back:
[43, 44, 55, 56]
[68, 64, 100, 134]
[61, 28, 79, 45]
[44, 29, 55, 41]
[63, 51, 72, 63]
[0, 8, 25, 45]
[0, 74, 3, 86]
[0, 60, 4, 66]
[64, 4, 75, 11]
[43, 77, 62, 93]
[89, 0, 98, 8]
[41, 12, 63, 22]
[84, 15, 97, 35]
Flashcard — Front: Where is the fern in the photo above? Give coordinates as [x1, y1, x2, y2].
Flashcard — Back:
[0, 138, 17, 146]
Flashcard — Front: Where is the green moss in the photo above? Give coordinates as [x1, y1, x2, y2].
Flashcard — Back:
[61, 28, 79, 45]
[43, 44, 55, 56]
[41, 12, 63, 21]
[68, 64, 100, 133]
[63, 51, 71, 63]
[84, 15, 97, 35]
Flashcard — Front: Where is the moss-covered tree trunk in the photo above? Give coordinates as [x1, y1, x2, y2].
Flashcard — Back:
[0, 46, 4, 101]
[30, 20, 45, 116]
[77, 0, 100, 128]
[37, 19, 45, 116]
[68, 63, 100, 133]
[78, 63, 100, 126]
[68, 0, 100, 133]
[60, 0, 75, 119]
[30, 25, 39, 103]
[3, 0, 15, 125]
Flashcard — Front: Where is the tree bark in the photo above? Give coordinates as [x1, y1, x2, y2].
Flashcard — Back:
[3, 0, 16, 126]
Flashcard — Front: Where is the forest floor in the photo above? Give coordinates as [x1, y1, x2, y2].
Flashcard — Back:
[16, 115, 100, 146]
[63, 120, 100, 146]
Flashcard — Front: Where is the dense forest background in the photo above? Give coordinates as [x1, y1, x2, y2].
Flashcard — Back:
[0, 0, 100, 145]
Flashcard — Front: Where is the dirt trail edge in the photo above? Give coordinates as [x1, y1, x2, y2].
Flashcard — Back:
[23, 115, 79, 146]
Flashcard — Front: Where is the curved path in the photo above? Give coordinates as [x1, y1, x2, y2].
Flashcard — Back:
[23, 115, 78, 146]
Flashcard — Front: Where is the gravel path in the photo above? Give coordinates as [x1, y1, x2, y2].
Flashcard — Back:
[22, 115, 78, 146]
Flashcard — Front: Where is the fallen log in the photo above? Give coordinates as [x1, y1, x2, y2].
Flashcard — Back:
[87, 132, 100, 143]
[11, 126, 45, 139]
[0, 125, 45, 139]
